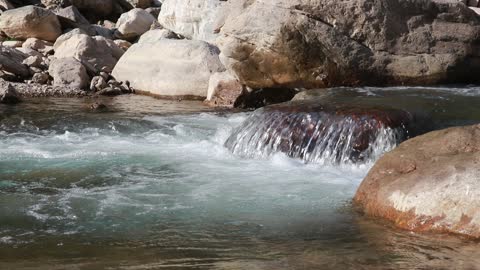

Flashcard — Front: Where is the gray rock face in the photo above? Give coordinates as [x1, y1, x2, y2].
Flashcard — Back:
[0, 46, 29, 77]
[355, 124, 480, 238]
[48, 57, 90, 89]
[55, 6, 95, 35]
[0, 6, 62, 42]
[216, 0, 480, 89]
[112, 39, 225, 98]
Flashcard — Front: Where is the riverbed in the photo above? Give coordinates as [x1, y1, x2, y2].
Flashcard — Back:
[1, 88, 480, 269]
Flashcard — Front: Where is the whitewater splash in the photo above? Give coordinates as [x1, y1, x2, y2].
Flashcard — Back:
[225, 102, 427, 164]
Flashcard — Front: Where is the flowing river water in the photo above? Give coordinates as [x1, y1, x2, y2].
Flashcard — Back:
[1, 87, 480, 269]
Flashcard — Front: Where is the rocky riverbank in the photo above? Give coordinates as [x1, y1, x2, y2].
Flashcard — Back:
[0, 0, 480, 241]
[0, 0, 479, 107]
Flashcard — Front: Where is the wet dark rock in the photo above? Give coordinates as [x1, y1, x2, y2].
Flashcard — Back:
[0, 83, 21, 104]
[96, 86, 122, 96]
[89, 101, 107, 111]
[55, 5, 96, 35]
[226, 100, 431, 164]
[233, 88, 298, 109]
[0, 45, 29, 78]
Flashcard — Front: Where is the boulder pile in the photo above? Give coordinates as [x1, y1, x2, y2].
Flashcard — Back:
[0, 0, 479, 104]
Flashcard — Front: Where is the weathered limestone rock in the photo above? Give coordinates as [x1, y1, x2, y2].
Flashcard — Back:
[137, 28, 177, 44]
[53, 28, 87, 50]
[54, 34, 123, 73]
[205, 71, 244, 107]
[0, 46, 29, 77]
[216, 0, 480, 89]
[115, 8, 156, 40]
[112, 39, 225, 98]
[158, 0, 226, 43]
[0, 6, 62, 42]
[354, 124, 480, 238]
[48, 57, 90, 89]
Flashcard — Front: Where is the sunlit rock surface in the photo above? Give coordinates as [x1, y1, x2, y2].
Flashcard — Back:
[355, 124, 480, 238]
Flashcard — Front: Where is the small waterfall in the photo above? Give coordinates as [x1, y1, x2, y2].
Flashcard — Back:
[225, 102, 427, 164]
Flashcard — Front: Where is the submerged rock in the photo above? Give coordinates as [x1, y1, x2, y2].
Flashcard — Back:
[225, 101, 430, 164]
[0, 83, 21, 104]
[89, 101, 108, 111]
[354, 124, 480, 238]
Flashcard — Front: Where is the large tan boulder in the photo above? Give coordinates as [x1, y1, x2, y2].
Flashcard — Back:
[54, 34, 123, 72]
[48, 57, 90, 89]
[354, 124, 480, 238]
[115, 8, 156, 40]
[215, 0, 480, 89]
[112, 39, 225, 98]
[0, 6, 62, 42]
[158, 0, 226, 43]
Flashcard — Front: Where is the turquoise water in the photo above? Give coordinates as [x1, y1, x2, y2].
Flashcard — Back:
[0, 91, 479, 269]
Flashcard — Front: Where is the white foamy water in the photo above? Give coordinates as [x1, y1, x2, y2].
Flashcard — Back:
[0, 111, 368, 243]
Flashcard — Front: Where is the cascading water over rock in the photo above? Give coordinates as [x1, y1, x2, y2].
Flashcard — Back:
[225, 101, 430, 164]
